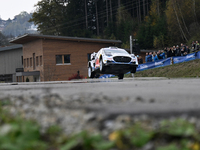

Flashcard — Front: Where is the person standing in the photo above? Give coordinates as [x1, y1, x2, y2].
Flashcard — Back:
[192, 41, 195, 52]
[194, 41, 199, 51]
[138, 56, 143, 64]
[157, 50, 162, 59]
[148, 52, 153, 62]
[160, 50, 165, 59]
[167, 47, 172, 58]
[176, 45, 181, 56]
[152, 52, 159, 62]
[186, 46, 190, 54]
[180, 43, 186, 56]
[171, 46, 176, 57]
[145, 52, 148, 63]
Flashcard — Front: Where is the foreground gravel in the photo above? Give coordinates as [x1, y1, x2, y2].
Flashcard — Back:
[2, 91, 200, 138]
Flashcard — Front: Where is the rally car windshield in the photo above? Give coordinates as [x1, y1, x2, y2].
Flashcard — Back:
[104, 49, 129, 56]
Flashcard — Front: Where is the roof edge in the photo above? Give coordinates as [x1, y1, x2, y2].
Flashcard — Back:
[0, 44, 23, 52]
[10, 34, 122, 44]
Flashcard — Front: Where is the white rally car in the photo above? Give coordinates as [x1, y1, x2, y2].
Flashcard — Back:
[88, 47, 138, 79]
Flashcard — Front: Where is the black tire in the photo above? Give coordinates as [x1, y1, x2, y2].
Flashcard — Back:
[100, 59, 104, 72]
[88, 67, 95, 78]
[95, 74, 100, 78]
[118, 74, 124, 80]
[131, 67, 137, 73]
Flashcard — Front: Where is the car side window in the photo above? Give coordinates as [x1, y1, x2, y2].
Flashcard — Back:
[96, 50, 101, 59]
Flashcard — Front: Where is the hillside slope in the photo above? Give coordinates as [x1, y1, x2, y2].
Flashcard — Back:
[134, 59, 200, 78]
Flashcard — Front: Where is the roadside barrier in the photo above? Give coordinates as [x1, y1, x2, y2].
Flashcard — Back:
[99, 51, 200, 79]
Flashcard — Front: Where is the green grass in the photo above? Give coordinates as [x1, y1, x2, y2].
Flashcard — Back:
[133, 59, 200, 78]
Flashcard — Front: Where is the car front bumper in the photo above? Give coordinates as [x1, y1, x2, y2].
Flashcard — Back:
[103, 61, 138, 74]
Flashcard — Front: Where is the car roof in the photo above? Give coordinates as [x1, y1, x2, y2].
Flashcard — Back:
[103, 47, 125, 51]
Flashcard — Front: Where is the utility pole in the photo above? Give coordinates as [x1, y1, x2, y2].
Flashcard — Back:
[130, 35, 132, 54]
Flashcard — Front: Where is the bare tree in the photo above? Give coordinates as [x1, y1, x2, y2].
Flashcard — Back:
[118, 0, 121, 20]
[85, 0, 88, 29]
[95, 0, 99, 35]
[138, 0, 141, 23]
[110, 0, 113, 21]
[143, 0, 146, 19]
[172, 0, 188, 41]
[106, 0, 109, 26]
[118, 0, 120, 7]
[177, 1, 190, 36]
[147, 0, 149, 16]
[157, 0, 160, 16]
[136, 0, 139, 24]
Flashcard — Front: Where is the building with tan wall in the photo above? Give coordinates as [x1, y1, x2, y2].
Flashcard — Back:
[10, 34, 121, 82]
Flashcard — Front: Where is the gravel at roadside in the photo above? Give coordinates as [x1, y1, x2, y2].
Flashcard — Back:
[1, 91, 200, 138]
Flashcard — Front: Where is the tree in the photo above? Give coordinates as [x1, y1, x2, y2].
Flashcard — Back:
[0, 32, 9, 46]
[137, 0, 167, 49]
[165, 0, 200, 45]
[30, 0, 67, 35]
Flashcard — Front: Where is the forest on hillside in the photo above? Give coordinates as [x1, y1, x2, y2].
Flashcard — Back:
[0, 11, 38, 46]
[1, 11, 37, 37]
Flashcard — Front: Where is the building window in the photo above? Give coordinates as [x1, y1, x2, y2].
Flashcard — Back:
[36, 56, 39, 66]
[64, 55, 70, 64]
[30, 58, 32, 67]
[56, 54, 71, 65]
[21, 56, 23, 65]
[24, 59, 26, 68]
[33, 53, 35, 70]
[27, 58, 29, 67]
[40, 56, 42, 66]
[56, 55, 63, 64]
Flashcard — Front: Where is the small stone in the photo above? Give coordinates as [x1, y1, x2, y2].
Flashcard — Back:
[149, 99, 155, 103]
[71, 95, 80, 101]
[84, 113, 96, 122]
[136, 96, 145, 102]
[116, 115, 132, 123]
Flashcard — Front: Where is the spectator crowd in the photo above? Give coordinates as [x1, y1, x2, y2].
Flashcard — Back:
[141, 41, 200, 63]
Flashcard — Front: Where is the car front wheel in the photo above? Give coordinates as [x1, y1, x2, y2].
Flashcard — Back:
[118, 74, 124, 80]
[131, 67, 137, 73]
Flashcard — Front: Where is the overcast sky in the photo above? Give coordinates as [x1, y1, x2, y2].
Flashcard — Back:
[0, 0, 40, 20]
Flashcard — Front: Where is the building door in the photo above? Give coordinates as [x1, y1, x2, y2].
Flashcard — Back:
[33, 53, 35, 70]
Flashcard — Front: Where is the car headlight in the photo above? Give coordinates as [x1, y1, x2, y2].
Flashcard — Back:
[131, 58, 137, 62]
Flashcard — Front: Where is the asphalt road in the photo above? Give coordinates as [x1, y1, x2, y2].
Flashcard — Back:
[0, 77, 200, 117]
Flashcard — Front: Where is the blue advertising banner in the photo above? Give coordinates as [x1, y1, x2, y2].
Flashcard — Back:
[99, 74, 115, 79]
[173, 53, 196, 64]
[136, 57, 171, 72]
[197, 51, 200, 59]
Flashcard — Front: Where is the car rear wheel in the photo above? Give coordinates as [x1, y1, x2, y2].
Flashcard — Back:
[118, 74, 124, 80]
[88, 67, 95, 78]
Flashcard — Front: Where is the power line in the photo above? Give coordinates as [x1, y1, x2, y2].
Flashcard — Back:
[37, 0, 151, 33]
[55, 2, 151, 33]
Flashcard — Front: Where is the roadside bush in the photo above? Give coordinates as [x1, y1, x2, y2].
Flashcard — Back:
[68, 71, 84, 80]
[0, 101, 47, 150]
